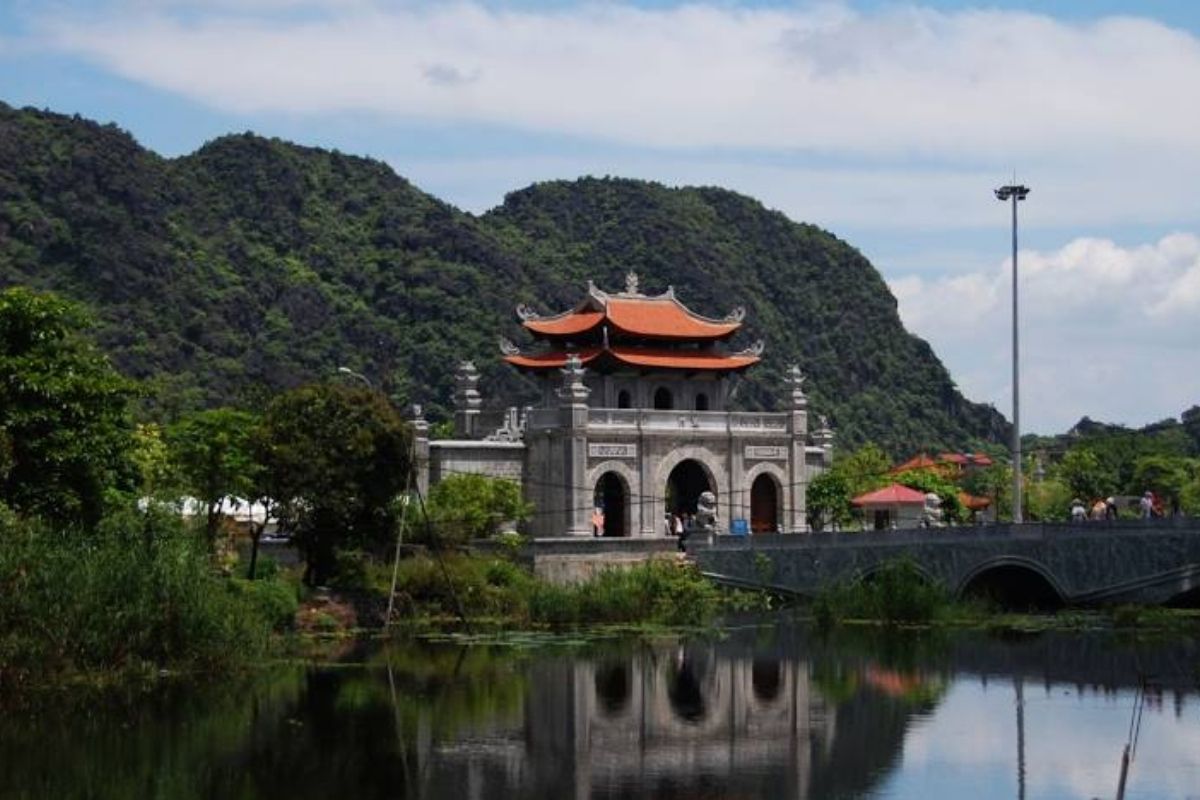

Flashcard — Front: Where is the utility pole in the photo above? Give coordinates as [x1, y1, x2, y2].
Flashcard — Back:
[994, 183, 1029, 523]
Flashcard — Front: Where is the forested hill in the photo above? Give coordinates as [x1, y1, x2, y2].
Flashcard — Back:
[0, 102, 1008, 454]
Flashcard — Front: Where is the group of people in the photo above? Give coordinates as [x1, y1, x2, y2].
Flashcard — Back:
[1069, 491, 1164, 523]
[1069, 496, 1118, 523]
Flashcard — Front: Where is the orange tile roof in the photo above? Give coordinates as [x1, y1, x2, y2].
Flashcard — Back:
[503, 346, 759, 372]
[852, 483, 928, 506]
[523, 296, 740, 340]
[890, 454, 941, 474]
[958, 491, 992, 511]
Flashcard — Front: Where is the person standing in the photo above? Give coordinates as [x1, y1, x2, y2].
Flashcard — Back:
[1070, 498, 1087, 524]
[1139, 491, 1153, 520]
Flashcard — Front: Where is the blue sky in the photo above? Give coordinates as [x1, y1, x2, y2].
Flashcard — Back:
[3, 0, 1200, 433]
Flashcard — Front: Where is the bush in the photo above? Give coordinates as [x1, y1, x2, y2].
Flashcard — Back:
[0, 509, 284, 688]
[391, 553, 533, 620]
[228, 578, 299, 631]
[812, 558, 950, 626]
[530, 559, 721, 627]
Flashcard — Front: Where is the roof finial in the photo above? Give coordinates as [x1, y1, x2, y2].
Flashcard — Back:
[625, 271, 640, 296]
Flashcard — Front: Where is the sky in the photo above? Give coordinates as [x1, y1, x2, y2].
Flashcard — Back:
[2, 0, 1199, 434]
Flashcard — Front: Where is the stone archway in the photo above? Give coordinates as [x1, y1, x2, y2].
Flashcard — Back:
[666, 459, 714, 516]
[750, 473, 781, 533]
[587, 460, 639, 537]
[655, 447, 727, 534]
[594, 471, 629, 538]
[744, 462, 788, 533]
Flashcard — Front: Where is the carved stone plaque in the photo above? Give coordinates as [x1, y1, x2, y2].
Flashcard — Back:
[589, 443, 637, 459]
[745, 445, 788, 461]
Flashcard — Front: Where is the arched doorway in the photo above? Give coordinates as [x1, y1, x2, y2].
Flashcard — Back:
[666, 459, 713, 517]
[653, 387, 674, 409]
[750, 473, 780, 533]
[594, 472, 628, 538]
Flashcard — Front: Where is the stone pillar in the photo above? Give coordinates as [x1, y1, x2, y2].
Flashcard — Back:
[813, 416, 835, 468]
[411, 404, 431, 498]
[558, 355, 592, 536]
[453, 361, 482, 438]
[787, 365, 810, 532]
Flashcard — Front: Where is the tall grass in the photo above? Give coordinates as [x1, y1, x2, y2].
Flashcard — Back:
[381, 553, 721, 628]
[0, 505, 294, 689]
[811, 558, 951, 627]
[528, 559, 721, 627]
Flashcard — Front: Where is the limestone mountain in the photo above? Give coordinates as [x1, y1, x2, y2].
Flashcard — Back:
[0, 102, 1008, 454]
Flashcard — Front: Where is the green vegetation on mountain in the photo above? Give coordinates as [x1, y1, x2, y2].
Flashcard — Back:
[0, 102, 1007, 454]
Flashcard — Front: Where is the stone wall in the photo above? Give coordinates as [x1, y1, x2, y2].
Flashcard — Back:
[429, 440, 525, 484]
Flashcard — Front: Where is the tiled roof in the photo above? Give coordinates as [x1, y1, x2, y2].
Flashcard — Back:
[523, 296, 740, 340]
[851, 483, 928, 506]
[503, 346, 759, 372]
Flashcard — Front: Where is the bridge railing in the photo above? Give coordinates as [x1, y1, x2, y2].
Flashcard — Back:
[692, 517, 1200, 550]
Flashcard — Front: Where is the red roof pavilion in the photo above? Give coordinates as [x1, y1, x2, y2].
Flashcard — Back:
[504, 273, 761, 374]
[851, 483, 928, 506]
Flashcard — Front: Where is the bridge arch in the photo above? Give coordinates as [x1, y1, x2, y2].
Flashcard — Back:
[957, 557, 1067, 610]
[855, 560, 938, 587]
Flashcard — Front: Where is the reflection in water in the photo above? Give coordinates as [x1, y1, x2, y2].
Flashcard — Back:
[1, 624, 1197, 799]
[594, 660, 631, 715]
[666, 653, 708, 722]
[752, 658, 783, 702]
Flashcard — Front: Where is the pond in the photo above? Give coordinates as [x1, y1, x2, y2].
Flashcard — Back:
[2, 618, 1198, 799]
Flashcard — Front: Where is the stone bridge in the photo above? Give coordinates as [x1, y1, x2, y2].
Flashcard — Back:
[689, 519, 1200, 606]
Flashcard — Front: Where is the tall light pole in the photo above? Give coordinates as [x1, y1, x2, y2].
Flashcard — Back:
[336, 365, 373, 389]
[994, 183, 1029, 523]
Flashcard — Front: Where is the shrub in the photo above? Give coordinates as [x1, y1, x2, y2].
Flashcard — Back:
[0, 509, 284, 688]
[530, 559, 721, 627]
[812, 558, 950, 626]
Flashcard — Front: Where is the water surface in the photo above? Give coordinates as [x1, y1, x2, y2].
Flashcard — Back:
[3, 619, 1198, 799]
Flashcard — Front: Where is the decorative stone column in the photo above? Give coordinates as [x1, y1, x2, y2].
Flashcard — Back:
[813, 415, 835, 467]
[787, 365, 810, 532]
[557, 354, 593, 536]
[453, 361, 482, 438]
[410, 404, 430, 498]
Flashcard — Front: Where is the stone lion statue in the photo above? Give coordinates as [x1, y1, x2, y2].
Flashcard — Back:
[695, 491, 719, 534]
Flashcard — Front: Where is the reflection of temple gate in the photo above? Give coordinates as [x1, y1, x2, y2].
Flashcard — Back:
[751, 474, 780, 533]
[594, 472, 628, 538]
[666, 459, 713, 516]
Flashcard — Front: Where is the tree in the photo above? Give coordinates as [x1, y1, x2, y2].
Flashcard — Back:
[0, 288, 134, 527]
[1055, 448, 1112, 502]
[806, 444, 891, 530]
[257, 383, 411, 586]
[421, 473, 531, 545]
[895, 469, 965, 524]
[807, 469, 852, 530]
[837, 444, 892, 498]
[1131, 455, 1191, 515]
[167, 408, 260, 547]
[961, 463, 1012, 520]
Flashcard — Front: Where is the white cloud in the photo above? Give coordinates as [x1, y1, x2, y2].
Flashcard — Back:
[32, 3, 1200, 158]
[890, 233, 1200, 431]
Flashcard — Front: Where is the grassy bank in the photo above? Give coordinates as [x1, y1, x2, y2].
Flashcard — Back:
[0, 507, 297, 691]
[336, 550, 725, 630]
